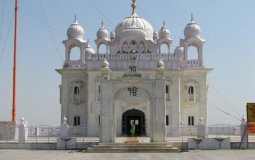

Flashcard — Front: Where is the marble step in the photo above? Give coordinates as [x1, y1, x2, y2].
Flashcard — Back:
[93, 144, 175, 149]
[86, 143, 180, 153]
[87, 148, 180, 153]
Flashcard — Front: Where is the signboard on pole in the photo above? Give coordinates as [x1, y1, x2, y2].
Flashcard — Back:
[247, 103, 255, 135]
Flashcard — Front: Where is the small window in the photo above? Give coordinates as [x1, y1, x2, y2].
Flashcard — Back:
[74, 86, 80, 94]
[131, 40, 137, 45]
[166, 115, 169, 126]
[97, 85, 101, 101]
[74, 86, 80, 102]
[99, 115, 100, 126]
[188, 86, 195, 101]
[166, 85, 169, 94]
[188, 86, 194, 94]
[74, 116, 80, 126]
[166, 85, 170, 101]
[59, 86, 62, 104]
[188, 116, 194, 126]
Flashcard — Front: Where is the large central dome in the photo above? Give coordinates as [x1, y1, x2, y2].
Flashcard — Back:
[114, 12, 154, 41]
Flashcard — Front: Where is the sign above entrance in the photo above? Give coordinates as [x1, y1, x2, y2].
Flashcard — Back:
[123, 65, 142, 79]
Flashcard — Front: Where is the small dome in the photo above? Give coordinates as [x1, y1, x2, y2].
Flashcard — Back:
[159, 21, 171, 40]
[157, 59, 165, 69]
[184, 15, 201, 39]
[67, 17, 84, 40]
[110, 32, 116, 39]
[174, 46, 184, 60]
[97, 22, 109, 40]
[101, 58, 109, 69]
[85, 46, 95, 54]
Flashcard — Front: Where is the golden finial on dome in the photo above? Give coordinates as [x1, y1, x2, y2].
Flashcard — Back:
[131, 0, 137, 14]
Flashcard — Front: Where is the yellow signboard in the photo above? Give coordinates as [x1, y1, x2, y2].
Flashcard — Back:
[247, 103, 255, 122]
[247, 103, 255, 135]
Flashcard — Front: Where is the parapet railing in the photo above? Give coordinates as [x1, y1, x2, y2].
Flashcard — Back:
[89, 53, 175, 61]
[0, 124, 244, 143]
[64, 53, 202, 69]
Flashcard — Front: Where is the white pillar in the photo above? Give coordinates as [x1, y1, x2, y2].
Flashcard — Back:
[151, 79, 166, 142]
[197, 117, 206, 138]
[18, 117, 27, 144]
[60, 116, 69, 139]
[100, 81, 115, 143]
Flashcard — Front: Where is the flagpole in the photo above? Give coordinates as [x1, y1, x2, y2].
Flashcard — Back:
[12, 0, 18, 122]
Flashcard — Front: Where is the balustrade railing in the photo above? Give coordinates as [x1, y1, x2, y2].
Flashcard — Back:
[64, 54, 202, 69]
[0, 124, 248, 143]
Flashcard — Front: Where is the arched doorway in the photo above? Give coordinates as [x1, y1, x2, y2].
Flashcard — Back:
[121, 109, 145, 136]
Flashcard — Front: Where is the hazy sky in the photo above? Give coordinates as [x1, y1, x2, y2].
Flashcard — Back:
[0, 0, 254, 126]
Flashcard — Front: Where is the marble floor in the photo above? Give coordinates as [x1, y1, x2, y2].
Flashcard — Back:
[0, 150, 254, 160]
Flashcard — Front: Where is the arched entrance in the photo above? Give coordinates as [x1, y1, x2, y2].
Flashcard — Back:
[121, 109, 145, 136]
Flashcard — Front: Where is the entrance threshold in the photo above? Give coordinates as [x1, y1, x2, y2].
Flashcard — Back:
[115, 137, 150, 143]
[126, 137, 139, 143]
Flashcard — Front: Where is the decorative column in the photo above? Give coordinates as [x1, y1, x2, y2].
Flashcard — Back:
[100, 81, 114, 143]
[151, 79, 166, 142]
[151, 59, 166, 142]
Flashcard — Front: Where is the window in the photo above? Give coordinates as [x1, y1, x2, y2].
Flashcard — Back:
[138, 42, 145, 53]
[99, 115, 100, 126]
[74, 86, 80, 102]
[130, 40, 137, 53]
[122, 42, 129, 53]
[59, 86, 62, 104]
[188, 86, 195, 101]
[74, 116, 80, 126]
[166, 115, 169, 126]
[166, 85, 169, 94]
[188, 116, 194, 126]
[97, 85, 101, 101]
[166, 85, 170, 101]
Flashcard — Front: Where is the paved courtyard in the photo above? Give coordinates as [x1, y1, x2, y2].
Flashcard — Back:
[0, 150, 254, 160]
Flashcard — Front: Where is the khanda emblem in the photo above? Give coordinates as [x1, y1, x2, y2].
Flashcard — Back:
[128, 87, 138, 96]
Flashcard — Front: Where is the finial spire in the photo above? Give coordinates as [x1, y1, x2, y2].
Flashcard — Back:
[74, 14, 78, 23]
[101, 20, 104, 28]
[131, 0, 137, 14]
[191, 13, 195, 22]
[163, 20, 166, 27]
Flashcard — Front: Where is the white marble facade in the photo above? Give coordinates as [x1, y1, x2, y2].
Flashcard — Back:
[56, 1, 212, 142]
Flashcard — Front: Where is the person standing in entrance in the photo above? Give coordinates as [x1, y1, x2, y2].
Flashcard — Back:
[130, 120, 136, 137]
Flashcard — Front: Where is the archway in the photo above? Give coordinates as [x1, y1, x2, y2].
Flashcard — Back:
[70, 47, 81, 60]
[121, 109, 145, 136]
[187, 46, 198, 60]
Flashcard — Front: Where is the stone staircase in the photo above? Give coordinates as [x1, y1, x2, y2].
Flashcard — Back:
[86, 142, 180, 153]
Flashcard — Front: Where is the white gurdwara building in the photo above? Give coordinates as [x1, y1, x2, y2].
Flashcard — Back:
[56, 1, 212, 142]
